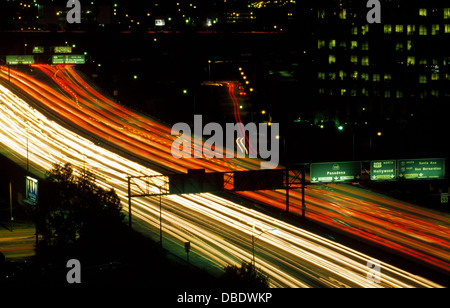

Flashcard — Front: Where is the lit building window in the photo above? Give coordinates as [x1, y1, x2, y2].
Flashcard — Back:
[373, 74, 380, 82]
[339, 41, 347, 49]
[352, 71, 358, 79]
[432, 24, 439, 35]
[395, 43, 404, 51]
[407, 40, 413, 50]
[407, 56, 416, 66]
[361, 41, 369, 51]
[419, 8, 427, 16]
[445, 24, 450, 33]
[431, 73, 439, 81]
[341, 89, 346, 96]
[419, 75, 427, 83]
[351, 55, 358, 64]
[329, 72, 336, 80]
[361, 73, 369, 81]
[384, 74, 392, 81]
[407, 25, 415, 35]
[318, 72, 326, 80]
[431, 90, 439, 97]
[329, 55, 336, 64]
[362, 88, 368, 96]
[361, 56, 369, 66]
[361, 25, 369, 35]
[350, 41, 358, 49]
[329, 40, 336, 49]
[339, 9, 347, 19]
[384, 24, 392, 34]
[396, 91, 403, 98]
[444, 8, 450, 19]
[384, 91, 391, 98]
[395, 25, 403, 33]
[339, 70, 346, 80]
[419, 25, 427, 35]
[351, 26, 358, 35]
[318, 40, 326, 49]
[318, 10, 325, 19]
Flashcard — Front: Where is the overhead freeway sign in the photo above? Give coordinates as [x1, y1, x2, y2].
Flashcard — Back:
[6, 55, 34, 65]
[54, 46, 73, 54]
[310, 161, 361, 184]
[371, 160, 396, 181]
[52, 55, 85, 64]
[398, 158, 445, 180]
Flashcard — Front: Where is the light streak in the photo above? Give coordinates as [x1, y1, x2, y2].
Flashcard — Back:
[0, 77, 444, 288]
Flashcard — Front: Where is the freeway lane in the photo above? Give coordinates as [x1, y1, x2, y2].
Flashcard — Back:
[13, 64, 450, 275]
[0, 73, 443, 287]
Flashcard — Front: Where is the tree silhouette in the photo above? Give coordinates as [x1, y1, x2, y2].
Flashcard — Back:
[38, 163, 123, 248]
[221, 261, 270, 289]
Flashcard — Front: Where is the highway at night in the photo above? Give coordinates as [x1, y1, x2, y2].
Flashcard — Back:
[0, 64, 448, 288]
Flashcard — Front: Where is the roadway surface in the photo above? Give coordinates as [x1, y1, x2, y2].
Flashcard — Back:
[0, 64, 447, 287]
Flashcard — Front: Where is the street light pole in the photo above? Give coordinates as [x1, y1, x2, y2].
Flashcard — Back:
[252, 228, 277, 269]
[208, 60, 211, 81]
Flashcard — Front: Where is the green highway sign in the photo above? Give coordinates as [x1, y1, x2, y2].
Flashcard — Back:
[54, 46, 73, 53]
[371, 160, 396, 181]
[310, 161, 362, 183]
[32, 46, 44, 54]
[52, 55, 85, 64]
[6, 55, 34, 65]
[398, 158, 445, 180]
